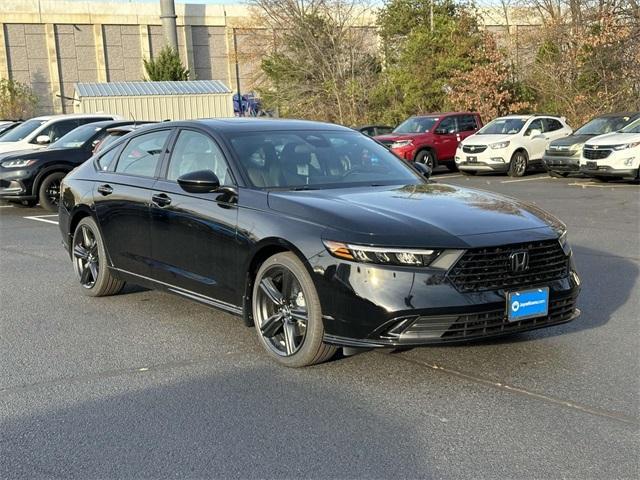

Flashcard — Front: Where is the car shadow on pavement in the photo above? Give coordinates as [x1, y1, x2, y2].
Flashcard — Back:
[0, 366, 427, 479]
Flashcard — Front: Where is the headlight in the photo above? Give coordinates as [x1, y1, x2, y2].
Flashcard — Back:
[1, 159, 37, 168]
[323, 240, 442, 267]
[490, 141, 510, 149]
[613, 142, 640, 150]
[391, 140, 413, 149]
[556, 228, 571, 255]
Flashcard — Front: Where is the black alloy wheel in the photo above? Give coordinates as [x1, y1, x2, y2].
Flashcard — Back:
[415, 150, 436, 170]
[72, 217, 125, 296]
[253, 253, 336, 367]
[39, 172, 66, 211]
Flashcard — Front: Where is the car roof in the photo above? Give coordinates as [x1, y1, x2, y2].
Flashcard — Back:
[161, 118, 354, 133]
[27, 113, 117, 121]
[79, 120, 143, 129]
[411, 112, 478, 118]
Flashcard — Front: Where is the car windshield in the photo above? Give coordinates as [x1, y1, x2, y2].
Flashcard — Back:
[620, 118, 640, 134]
[477, 118, 526, 135]
[229, 130, 421, 189]
[575, 115, 637, 135]
[0, 119, 46, 142]
[393, 117, 438, 134]
[51, 124, 103, 149]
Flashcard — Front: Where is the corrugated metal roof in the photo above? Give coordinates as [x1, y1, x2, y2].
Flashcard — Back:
[75, 80, 232, 97]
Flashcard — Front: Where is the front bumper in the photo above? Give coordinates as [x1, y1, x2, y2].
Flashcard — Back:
[543, 155, 580, 172]
[311, 249, 581, 347]
[0, 168, 36, 200]
[455, 149, 510, 172]
[580, 165, 638, 179]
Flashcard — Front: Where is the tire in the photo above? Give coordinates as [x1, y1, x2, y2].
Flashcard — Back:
[415, 150, 436, 170]
[548, 170, 568, 178]
[72, 217, 124, 297]
[252, 252, 336, 367]
[38, 171, 66, 212]
[508, 150, 528, 177]
[446, 162, 458, 172]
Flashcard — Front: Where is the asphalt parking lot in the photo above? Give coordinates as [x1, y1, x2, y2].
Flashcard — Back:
[1, 172, 638, 479]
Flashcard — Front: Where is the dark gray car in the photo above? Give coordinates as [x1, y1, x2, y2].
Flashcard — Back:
[543, 112, 640, 176]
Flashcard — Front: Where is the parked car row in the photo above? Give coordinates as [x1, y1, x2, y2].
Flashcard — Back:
[373, 111, 640, 181]
[0, 114, 152, 210]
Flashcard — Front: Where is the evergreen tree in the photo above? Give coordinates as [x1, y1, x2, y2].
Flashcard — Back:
[143, 46, 190, 81]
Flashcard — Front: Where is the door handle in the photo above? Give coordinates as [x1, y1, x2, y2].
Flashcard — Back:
[97, 184, 113, 196]
[151, 192, 172, 207]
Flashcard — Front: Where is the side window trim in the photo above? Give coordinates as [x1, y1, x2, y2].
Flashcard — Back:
[111, 128, 173, 179]
[161, 127, 237, 187]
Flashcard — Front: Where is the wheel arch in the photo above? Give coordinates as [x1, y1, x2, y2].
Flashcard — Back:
[31, 164, 73, 196]
[242, 237, 313, 328]
[66, 206, 95, 255]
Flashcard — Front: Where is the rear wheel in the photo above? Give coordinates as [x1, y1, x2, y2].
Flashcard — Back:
[38, 172, 66, 212]
[415, 150, 436, 170]
[508, 151, 528, 177]
[252, 252, 336, 367]
[446, 162, 458, 172]
[72, 217, 124, 296]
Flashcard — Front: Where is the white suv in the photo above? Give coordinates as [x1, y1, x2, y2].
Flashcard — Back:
[579, 118, 640, 181]
[455, 115, 573, 177]
[0, 113, 120, 155]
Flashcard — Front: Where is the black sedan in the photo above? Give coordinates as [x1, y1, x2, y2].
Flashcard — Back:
[58, 119, 581, 367]
[0, 120, 145, 210]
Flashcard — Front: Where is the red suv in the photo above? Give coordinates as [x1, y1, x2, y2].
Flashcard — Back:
[374, 112, 483, 171]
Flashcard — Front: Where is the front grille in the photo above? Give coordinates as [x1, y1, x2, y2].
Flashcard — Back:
[583, 147, 612, 160]
[441, 294, 577, 340]
[463, 145, 487, 154]
[399, 293, 577, 341]
[545, 149, 576, 157]
[448, 240, 569, 293]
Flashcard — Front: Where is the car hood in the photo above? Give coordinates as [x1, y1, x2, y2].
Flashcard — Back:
[549, 134, 594, 148]
[586, 132, 640, 145]
[374, 133, 422, 143]
[461, 134, 511, 146]
[267, 183, 562, 248]
[0, 142, 42, 155]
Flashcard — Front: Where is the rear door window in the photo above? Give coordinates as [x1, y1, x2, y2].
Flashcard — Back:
[114, 130, 171, 177]
[457, 115, 478, 132]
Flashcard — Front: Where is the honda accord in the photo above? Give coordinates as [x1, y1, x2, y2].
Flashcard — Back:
[58, 119, 581, 367]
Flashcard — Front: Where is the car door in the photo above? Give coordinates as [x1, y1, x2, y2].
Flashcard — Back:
[432, 116, 458, 160]
[524, 118, 547, 160]
[93, 128, 173, 277]
[456, 114, 479, 143]
[149, 128, 240, 307]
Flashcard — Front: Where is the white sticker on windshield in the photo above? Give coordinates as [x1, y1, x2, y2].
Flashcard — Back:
[297, 164, 309, 176]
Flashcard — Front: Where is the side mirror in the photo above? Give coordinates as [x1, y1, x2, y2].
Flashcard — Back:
[177, 170, 220, 193]
[528, 128, 542, 138]
[36, 134, 51, 145]
[413, 162, 432, 180]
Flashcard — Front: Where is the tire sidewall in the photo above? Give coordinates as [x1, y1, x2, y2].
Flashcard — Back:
[415, 150, 436, 169]
[252, 252, 327, 367]
[72, 217, 112, 296]
[38, 171, 66, 211]
[508, 151, 528, 177]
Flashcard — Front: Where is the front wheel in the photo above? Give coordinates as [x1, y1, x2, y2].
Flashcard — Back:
[252, 252, 336, 367]
[415, 150, 436, 170]
[508, 151, 528, 177]
[72, 217, 125, 296]
[38, 172, 66, 212]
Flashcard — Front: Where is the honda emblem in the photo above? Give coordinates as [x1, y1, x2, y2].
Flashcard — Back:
[509, 251, 529, 273]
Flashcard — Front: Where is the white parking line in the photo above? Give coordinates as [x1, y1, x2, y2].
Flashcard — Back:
[501, 176, 550, 184]
[0, 205, 14, 208]
[568, 182, 639, 188]
[24, 215, 59, 225]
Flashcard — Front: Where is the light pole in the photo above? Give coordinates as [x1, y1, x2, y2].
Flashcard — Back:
[233, 28, 242, 116]
[159, 0, 178, 50]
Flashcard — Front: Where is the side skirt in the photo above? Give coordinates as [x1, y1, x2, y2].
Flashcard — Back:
[111, 267, 243, 317]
